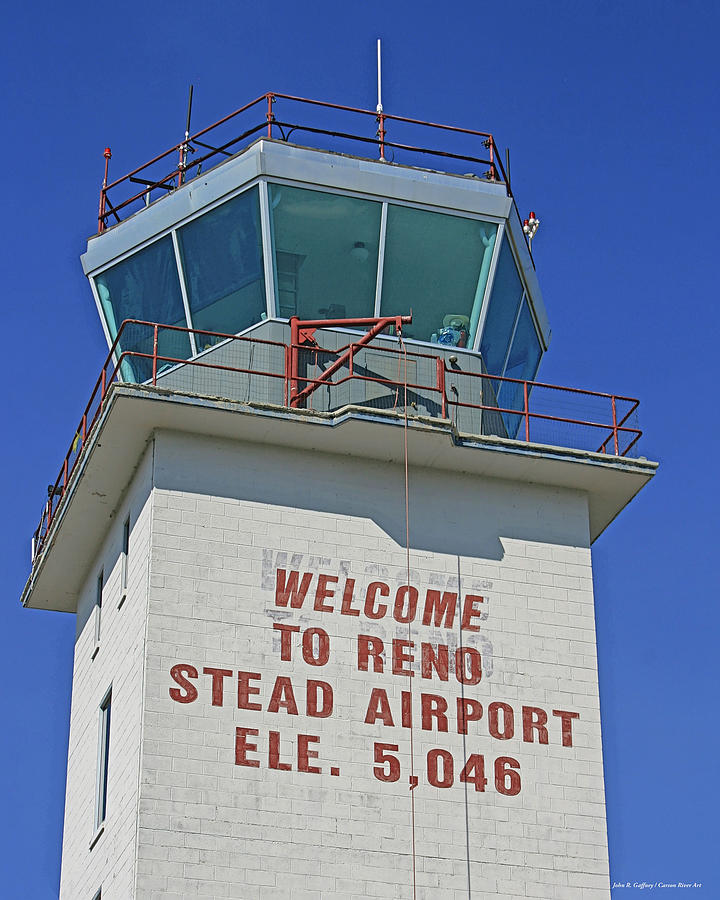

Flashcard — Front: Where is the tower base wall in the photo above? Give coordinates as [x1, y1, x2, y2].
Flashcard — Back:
[139, 431, 610, 899]
[59, 428, 611, 899]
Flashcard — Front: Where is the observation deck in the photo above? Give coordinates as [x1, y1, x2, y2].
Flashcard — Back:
[22, 93, 656, 609]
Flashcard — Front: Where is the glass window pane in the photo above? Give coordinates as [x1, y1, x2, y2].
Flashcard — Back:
[503, 299, 542, 385]
[479, 236, 524, 376]
[497, 299, 543, 437]
[380, 205, 497, 345]
[95, 692, 111, 829]
[95, 237, 190, 382]
[177, 186, 265, 344]
[269, 185, 381, 320]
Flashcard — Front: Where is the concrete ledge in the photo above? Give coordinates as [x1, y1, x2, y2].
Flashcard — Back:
[21, 383, 656, 612]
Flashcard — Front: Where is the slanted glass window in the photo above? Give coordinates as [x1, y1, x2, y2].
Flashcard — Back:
[496, 298, 543, 437]
[268, 185, 382, 320]
[177, 186, 265, 346]
[479, 236, 524, 377]
[380, 205, 497, 345]
[502, 299, 542, 385]
[94, 689, 112, 831]
[95, 237, 191, 382]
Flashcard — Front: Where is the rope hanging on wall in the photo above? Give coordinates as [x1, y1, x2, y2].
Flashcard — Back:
[399, 333, 418, 900]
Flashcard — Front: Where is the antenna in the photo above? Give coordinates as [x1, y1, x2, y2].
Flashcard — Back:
[376, 40, 386, 161]
[185, 83, 194, 144]
[179, 84, 194, 186]
[376, 39, 383, 114]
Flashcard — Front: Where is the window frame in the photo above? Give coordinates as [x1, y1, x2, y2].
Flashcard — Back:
[474, 229, 543, 369]
[88, 174, 543, 376]
[94, 687, 112, 834]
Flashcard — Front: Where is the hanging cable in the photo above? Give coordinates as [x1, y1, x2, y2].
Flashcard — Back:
[457, 555, 472, 898]
[398, 332, 417, 900]
[393, 342, 402, 410]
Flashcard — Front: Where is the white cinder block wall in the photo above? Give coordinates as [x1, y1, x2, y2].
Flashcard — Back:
[60, 429, 610, 900]
[138, 431, 609, 900]
[60, 445, 154, 899]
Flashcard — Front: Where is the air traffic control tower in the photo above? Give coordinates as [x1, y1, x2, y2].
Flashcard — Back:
[22, 93, 656, 899]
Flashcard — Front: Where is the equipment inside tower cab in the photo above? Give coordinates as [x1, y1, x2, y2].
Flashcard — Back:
[435, 314, 470, 346]
[21, 86, 655, 900]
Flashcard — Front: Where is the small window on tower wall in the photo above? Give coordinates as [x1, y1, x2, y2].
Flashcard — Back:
[92, 570, 103, 657]
[119, 516, 130, 606]
[94, 689, 111, 832]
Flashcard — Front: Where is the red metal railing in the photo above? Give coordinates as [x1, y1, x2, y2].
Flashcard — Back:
[97, 92, 508, 233]
[30, 319, 641, 563]
[289, 336, 641, 455]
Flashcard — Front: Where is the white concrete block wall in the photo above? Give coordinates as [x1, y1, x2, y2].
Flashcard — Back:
[59, 445, 154, 900]
[133, 431, 610, 900]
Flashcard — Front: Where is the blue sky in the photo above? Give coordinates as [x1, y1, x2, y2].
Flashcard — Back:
[2, 0, 718, 896]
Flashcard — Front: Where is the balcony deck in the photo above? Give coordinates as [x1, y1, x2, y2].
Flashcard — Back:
[28, 318, 649, 580]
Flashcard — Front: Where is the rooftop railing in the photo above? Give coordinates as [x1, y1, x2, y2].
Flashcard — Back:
[97, 92, 511, 234]
[30, 319, 641, 563]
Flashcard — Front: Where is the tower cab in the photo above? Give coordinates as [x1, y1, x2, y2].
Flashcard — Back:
[83, 101, 549, 440]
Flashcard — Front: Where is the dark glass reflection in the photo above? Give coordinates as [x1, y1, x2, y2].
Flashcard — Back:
[381, 205, 497, 344]
[177, 186, 265, 348]
[269, 184, 381, 320]
[95, 237, 190, 382]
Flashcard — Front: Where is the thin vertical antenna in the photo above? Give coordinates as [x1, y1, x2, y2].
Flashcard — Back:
[179, 84, 194, 186]
[376, 39, 383, 114]
[376, 40, 386, 161]
[185, 84, 194, 143]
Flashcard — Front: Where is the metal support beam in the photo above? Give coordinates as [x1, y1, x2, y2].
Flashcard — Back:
[289, 314, 412, 408]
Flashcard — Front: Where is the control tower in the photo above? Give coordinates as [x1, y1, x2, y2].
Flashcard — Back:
[22, 92, 656, 899]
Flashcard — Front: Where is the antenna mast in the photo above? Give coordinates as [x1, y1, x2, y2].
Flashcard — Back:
[179, 84, 194, 186]
[376, 39, 386, 161]
[376, 39, 383, 114]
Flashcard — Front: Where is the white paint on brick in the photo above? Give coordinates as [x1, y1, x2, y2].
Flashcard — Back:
[58, 429, 610, 898]
[59, 445, 154, 900]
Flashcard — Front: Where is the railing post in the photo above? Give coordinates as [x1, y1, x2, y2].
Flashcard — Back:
[284, 344, 290, 407]
[101, 367, 107, 399]
[349, 345, 355, 377]
[524, 381, 530, 442]
[377, 112, 386, 161]
[266, 93, 275, 139]
[82, 413, 87, 441]
[152, 325, 159, 385]
[482, 137, 497, 180]
[63, 459, 68, 489]
[437, 357, 447, 419]
[177, 142, 185, 189]
[289, 316, 299, 407]
[98, 147, 111, 233]
[611, 395, 619, 455]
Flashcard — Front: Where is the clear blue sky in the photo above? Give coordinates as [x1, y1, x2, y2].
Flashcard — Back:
[2, 1, 718, 896]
